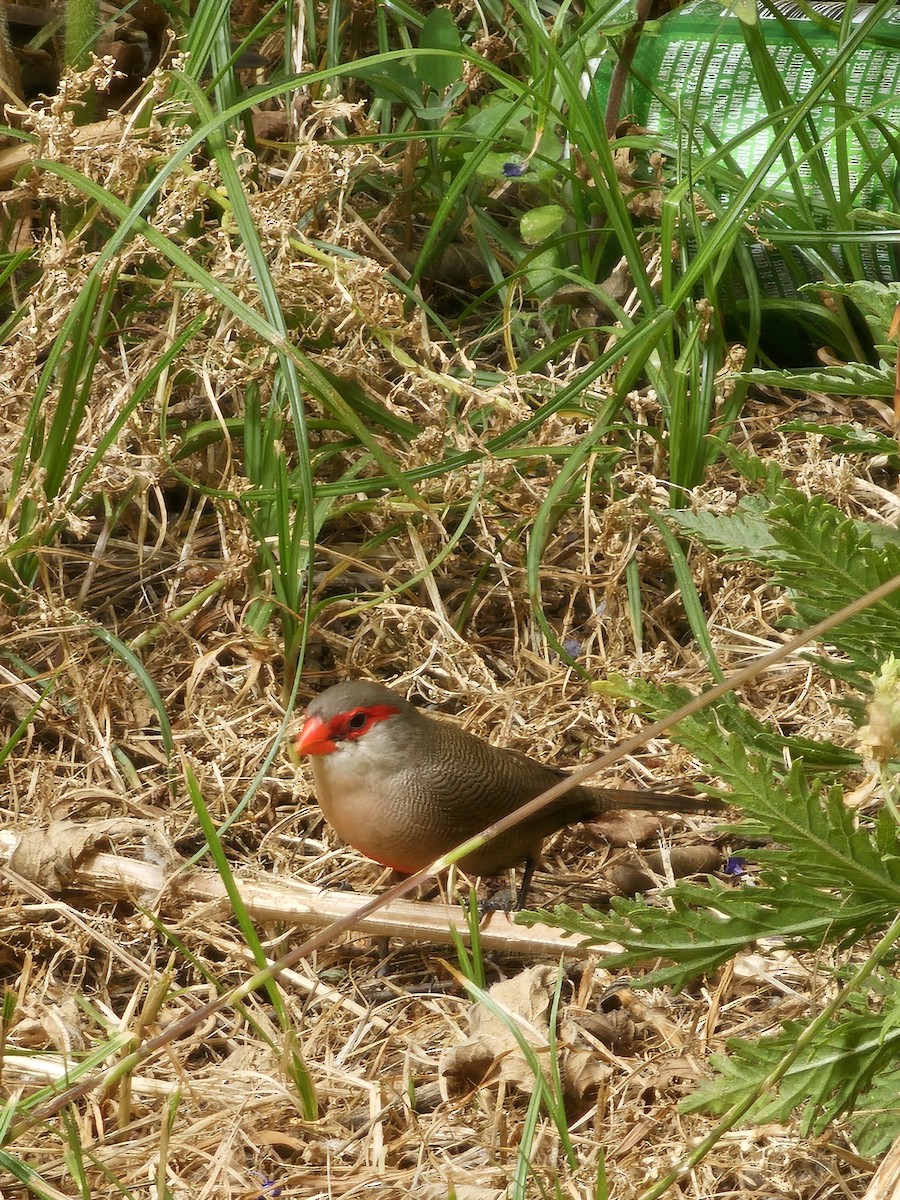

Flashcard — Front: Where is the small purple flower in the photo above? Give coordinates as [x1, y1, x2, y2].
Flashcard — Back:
[724, 856, 747, 877]
[503, 161, 526, 177]
[248, 1173, 282, 1199]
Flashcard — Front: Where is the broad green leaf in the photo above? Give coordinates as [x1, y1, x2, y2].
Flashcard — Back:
[520, 204, 566, 245]
[416, 9, 463, 92]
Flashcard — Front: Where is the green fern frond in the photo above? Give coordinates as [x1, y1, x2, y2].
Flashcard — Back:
[849, 1065, 900, 1155]
[527, 881, 891, 992]
[681, 996, 900, 1144]
[672, 489, 900, 676]
[743, 362, 894, 397]
[674, 726, 898, 898]
[601, 673, 859, 776]
[554, 491, 900, 1146]
[767, 495, 900, 673]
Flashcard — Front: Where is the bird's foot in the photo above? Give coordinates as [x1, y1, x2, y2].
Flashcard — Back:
[476, 887, 516, 918]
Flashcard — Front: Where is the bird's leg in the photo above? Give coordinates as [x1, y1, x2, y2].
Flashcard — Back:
[514, 856, 537, 911]
[476, 856, 538, 918]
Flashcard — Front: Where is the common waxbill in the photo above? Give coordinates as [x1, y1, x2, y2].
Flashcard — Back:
[295, 680, 710, 886]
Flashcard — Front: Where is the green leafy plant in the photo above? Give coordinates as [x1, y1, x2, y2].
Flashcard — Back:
[523, 478, 900, 1153]
[745, 279, 900, 419]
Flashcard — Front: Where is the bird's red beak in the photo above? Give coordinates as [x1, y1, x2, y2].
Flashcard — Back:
[295, 714, 337, 757]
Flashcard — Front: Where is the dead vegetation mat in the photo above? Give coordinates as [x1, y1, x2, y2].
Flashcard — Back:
[0, 75, 895, 1200]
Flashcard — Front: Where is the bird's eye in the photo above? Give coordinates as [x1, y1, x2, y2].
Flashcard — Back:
[347, 711, 368, 731]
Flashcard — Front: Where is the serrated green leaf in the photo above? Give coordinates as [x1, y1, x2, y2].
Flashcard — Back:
[521, 884, 891, 992]
[767, 494, 900, 673]
[817, 280, 900, 343]
[850, 1066, 900, 1155]
[524, 687, 900, 991]
[741, 362, 893, 397]
[552, 436, 900, 1143]
[682, 1010, 900, 1139]
[780, 422, 899, 461]
[668, 497, 778, 559]
[682, 742, 900, 899]
[596, 672, 858, 773]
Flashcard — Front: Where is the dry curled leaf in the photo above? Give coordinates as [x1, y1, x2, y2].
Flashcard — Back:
[440, 965, 555, 1093]
[8, 819, 162, 891]
[441, 966, 611, 1107]
[556, 1035, 612, 1106]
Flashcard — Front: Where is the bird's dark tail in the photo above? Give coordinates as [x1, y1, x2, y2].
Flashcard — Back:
[588, 787, 722, 817]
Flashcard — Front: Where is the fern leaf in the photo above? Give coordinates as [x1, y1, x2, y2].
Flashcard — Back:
[742, 362, 893, 397]
[682, 1004, 900, 1141]
[767, 494, 900, 673]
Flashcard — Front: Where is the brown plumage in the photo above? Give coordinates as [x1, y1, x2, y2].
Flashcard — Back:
[295, 680, 710, 881]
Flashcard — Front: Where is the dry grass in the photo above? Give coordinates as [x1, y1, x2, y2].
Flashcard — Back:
[0, 84, 893, 1200]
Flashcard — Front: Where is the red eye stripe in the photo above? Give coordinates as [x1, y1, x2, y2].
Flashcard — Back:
[329, 703, 401, 743]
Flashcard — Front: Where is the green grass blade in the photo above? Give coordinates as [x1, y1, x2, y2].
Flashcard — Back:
[183, 760, 318, 1118]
